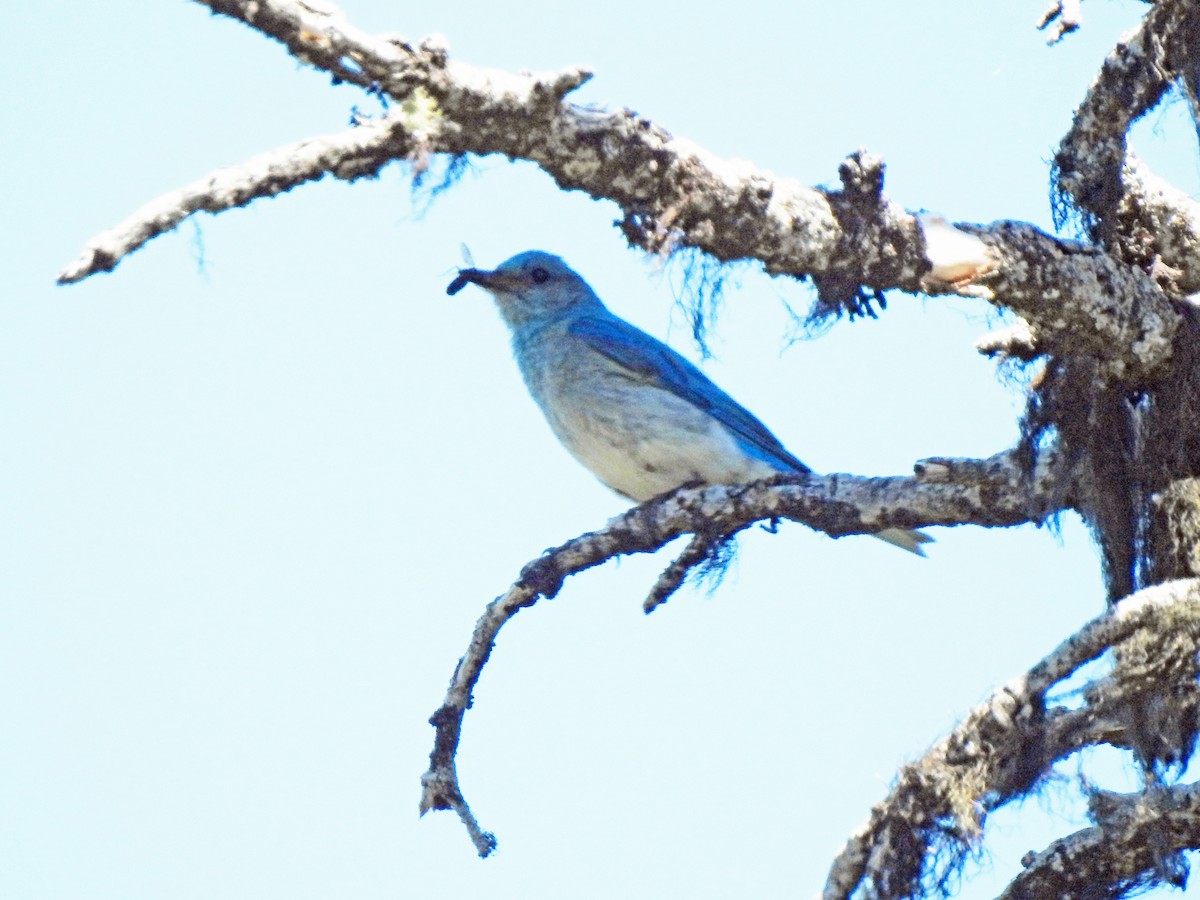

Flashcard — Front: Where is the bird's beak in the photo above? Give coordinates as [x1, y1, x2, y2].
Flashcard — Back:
[446, 268, 522, 296]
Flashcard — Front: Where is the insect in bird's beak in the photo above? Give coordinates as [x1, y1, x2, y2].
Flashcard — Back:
[447, 268, 489, 295]
[445, 245, 481, 295]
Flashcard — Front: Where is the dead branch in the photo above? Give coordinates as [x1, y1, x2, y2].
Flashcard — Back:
[1000, 783, 1200, 899]
[822, 578, 1200, 900]
[1054, 0, 1200, 285]
[57, 114, 420, 285]
[1037, 0, 1083, 45]
[58, 0, 1183, 384]
[421, 452, 1065, 856]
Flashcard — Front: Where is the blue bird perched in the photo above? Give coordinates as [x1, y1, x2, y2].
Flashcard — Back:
[447, 250, 931, 556]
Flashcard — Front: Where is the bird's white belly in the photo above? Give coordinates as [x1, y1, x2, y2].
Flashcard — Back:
[547, 390, 780, 501]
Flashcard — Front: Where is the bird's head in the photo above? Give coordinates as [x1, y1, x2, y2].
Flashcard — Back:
[447, 250, 602, 329]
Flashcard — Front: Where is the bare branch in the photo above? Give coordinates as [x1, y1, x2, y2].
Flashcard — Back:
[420, 453, 1066, 855]
[58, 1, 1184, 385]
[57, 114, 420, 285]
[822, 578, 1200, 900]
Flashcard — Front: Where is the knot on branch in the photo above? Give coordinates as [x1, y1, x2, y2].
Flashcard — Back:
[837, 150, 886, 199]
[416, 33, 449, 67]
[976, 320, 1039, 362]
[809, 151, 925, 322]
[538, 65, 594, 101]
[517, 554, 568, 600]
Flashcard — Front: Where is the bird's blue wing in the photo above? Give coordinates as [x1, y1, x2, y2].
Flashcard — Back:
[568, 315, 811, 474]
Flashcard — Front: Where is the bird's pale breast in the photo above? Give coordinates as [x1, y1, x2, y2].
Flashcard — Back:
[518, 325, 780, 500]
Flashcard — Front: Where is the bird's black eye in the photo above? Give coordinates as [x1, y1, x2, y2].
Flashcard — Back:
[530, 266, 550, 284]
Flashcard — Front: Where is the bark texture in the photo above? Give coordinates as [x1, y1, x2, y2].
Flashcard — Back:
[58, 2, 1200, 897]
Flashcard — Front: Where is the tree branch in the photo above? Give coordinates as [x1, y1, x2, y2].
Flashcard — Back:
[1118, 154, 1200, 294]
[976, 318, 1038, 363]
[822, 578, 1200, 900]
[1054, 0, 1200, 286]
[420, 452, 1065, 856]
[59, 3, 1200, 893]
[57, 114, 421, 285]
[957, 221, 1177, 382]
[1055, 0, 1196, 220]
[1037, 0, 1084, 45]
[1000, 783, 1200, 899]
[58, 0, 1184, 383]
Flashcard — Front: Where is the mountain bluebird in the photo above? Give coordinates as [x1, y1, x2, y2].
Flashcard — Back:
[448, 250, 931, 556]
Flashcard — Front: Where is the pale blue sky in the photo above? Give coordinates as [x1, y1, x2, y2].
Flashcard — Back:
[4, 2, 1199, 898]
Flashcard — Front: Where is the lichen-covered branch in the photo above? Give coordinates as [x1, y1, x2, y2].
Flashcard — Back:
[961, 221, 1178, 382]
[1117, 156, 1200, 294]
[822, 578, 1200, 900]
[421, 452, 1065, 856]
[54, 2, 1200, 896]
[976, 318, 1038, 362]
[1054, 0, 1200, 286]
[57, 114, 420, 285]
[1000, 783, 1200, 900]
[57, 0, 1184, 383]
[1055, 0, 1197, 220]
